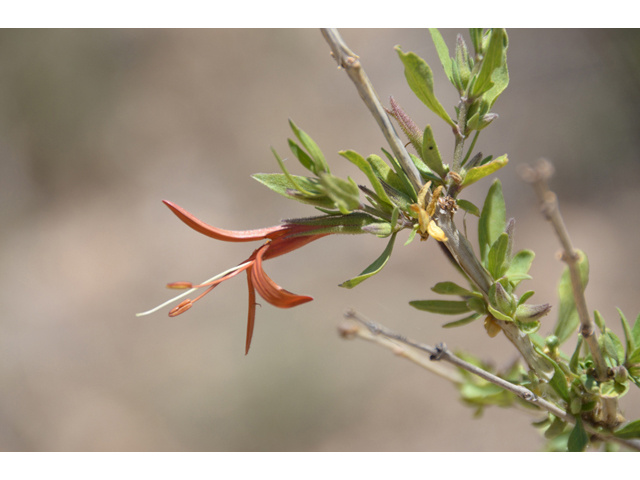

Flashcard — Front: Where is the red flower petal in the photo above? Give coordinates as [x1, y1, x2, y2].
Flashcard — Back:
[163, 200, 289, 242]
[251, 244, 313, 308]
[245, 268, 257, 355]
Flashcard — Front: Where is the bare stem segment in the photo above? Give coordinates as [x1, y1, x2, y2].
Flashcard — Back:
[342, 310, 640, 451]
[320, 28, 423, 194]
[521, 159, 620, 427]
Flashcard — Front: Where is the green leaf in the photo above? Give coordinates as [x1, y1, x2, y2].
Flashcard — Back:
[544, 416, 568, 439]
[469, 28, 484, 55]
[339, 233, 397, 289]
[366, 154, 405, 193]
[288, 139, 316, 174]
[442, 313, 481, 328]
[380, 148, 417, 201]
[478, 179, 506, 265]
[408, 154, 442, 185]
[395, 46, 455, 127]
[516, 319, 541, 335]
[593, 309, 606, 333]
[554, 250, 589, 345]
[252, 173, 335, 209]
[599, 328, 625, 366]
[271, 147, 317, 196]
[466, 297, 487, 315]
[428, 28, 453, 83]
[480, 31, 509, 108]
[568, 416, 589, 452]
[488, 232, 510, 280]
[420, 125, 448, 178]
[380, 181, 414, 213]
[472, 29, 508, 100]
[318, 173, 361, 215]
[632, 312, 640, 349]
[404, 224, 419, 246]
[507, 250, 535, 287]
[461, 154, 508, 188]
[570, 336, 584, 374]
[614, 419, 640, 439]
[618, 308, 636, 361]
[409, 300, 472, 315]
[339, 150, 393, 207]
[288, 119, 330, 174]
[431, 281, 477, 297]
[518, 290, 535, 306]
[540, 350, 570, 402]
[487, 305, 512, 322]
[457, 199, 480, 217]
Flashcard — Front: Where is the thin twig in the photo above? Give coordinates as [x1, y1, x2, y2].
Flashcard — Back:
[320, 28, 423, 194]
[521, 159, 620, 427]
[342, 310, 640, 451]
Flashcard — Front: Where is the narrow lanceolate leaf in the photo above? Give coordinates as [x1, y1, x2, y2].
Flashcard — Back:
[409, 300, 471, 315]
[478, 179, 506, 265]
[554, 250, 589, 345]
[431, 281, 477, 297]
[540, 351, 570, 402]
[252, 173, 335, 209]
[614, 419, 640, 439]
[507, 250, 535, 287]
[381, 148, 417, 201]
[456, 199, 480, 217]
[632, 312, 640, 349]
[570, 336, 584, 374]
[461, 154, 508, 188]
[599, 328, 625, 366]
[288, 119, 330, 174]
[618, 308, 636, 361]
[395, 46, 455, 127]
[568, 416, 589, 452]
[487, 305, 512, 322]
[472, 28, 508, 99]
[340, 233, 398, 289]
[288, 139, 316, 174]
[480, 30, 509, 108]
[271, 147, 314, 196]
[319, 173, 361, 214]
[404, 224, 419, 246]
[443, 313, 481, 329]
[488, 232, 510, 280]
[429, 28, 453, 83]
[409, 154, 443, 185]
[422, 125, 448, 178]
[340, 150, 393, 207]
[366, 154, 406, 193]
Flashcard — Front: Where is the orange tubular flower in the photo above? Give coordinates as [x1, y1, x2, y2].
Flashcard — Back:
[150, 200, 329, 354]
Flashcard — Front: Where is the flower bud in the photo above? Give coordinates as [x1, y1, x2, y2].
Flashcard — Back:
[516, 303, 552, 322]
[362, 223, 393, 237]
[386, 96, 423, 154]
[476, 113, 499, 131]
[614, 365, 629, 384]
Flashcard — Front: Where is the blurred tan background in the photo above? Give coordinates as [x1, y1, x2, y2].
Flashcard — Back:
[0, 29, 639, 451]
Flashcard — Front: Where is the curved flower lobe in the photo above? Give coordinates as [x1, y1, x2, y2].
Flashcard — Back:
[252, 244, 313, 308]
[163, 200, 289, 242]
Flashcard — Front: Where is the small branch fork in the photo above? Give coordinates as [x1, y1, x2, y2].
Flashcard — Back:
[341, 310, 640, 451]
[521, 159, 620, 426]
[320, 28, 423, 194]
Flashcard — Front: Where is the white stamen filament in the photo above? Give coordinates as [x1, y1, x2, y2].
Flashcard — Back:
[135, 261, 251, 317]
